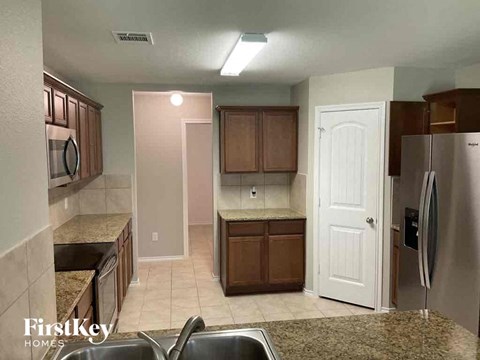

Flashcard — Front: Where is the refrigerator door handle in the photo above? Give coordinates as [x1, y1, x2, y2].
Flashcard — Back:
[422, 171, 436, 289]
[417, 171, 429, 288]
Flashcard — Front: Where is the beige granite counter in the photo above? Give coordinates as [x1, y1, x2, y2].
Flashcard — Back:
[47, 310, 480, 359]
[55, 270, 95, 324]
[392, 223, 400, 232]
[218, 208, 306, 221]
[53, 213, 132, 244]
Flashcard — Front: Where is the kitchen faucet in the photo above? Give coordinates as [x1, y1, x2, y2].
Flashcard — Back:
[138, 315, 206, 360]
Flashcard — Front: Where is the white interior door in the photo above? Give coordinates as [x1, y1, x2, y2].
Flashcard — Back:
[318, 106, 381, 308]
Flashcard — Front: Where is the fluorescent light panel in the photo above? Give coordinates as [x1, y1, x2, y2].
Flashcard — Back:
[221, 33, 267, 76]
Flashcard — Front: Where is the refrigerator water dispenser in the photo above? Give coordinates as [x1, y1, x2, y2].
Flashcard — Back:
[404, 208, 419, 250]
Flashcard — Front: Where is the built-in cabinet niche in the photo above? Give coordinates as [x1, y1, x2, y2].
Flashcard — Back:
[44, 72, 103, 181]
[217, 106, 299, 174]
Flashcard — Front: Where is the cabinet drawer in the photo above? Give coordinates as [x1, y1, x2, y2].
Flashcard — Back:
[77, 282, 93, 319]
[228, 222, 264, 237]
[269, 220, 304, 235]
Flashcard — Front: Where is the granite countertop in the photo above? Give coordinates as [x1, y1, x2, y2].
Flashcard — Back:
[218, 208, 306, 221]
[55, 270, 95, 324]
[48, 310, 480, 359]
[53, 213, 132, 244]
[392, 223, 400, 232]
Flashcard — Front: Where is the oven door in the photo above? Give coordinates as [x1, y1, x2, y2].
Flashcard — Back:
[46, 125, 80, 188]
[96, 255, 118, 327]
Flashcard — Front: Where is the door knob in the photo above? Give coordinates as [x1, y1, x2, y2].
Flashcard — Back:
[366, 217, 374, 224]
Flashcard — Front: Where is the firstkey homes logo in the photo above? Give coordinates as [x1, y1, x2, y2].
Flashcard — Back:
[24, 318, 114, 347]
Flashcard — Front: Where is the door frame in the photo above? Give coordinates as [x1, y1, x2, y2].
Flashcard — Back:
[181, 118, 213, 258]
[312, 102, 386, 311]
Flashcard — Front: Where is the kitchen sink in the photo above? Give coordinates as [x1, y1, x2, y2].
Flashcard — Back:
[53, 329, 280, 360]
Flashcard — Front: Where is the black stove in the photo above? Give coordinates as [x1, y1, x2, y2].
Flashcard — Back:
[54, 242, 116, 273]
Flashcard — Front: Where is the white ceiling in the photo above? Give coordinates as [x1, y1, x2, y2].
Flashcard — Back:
[42, 0, 480, 85]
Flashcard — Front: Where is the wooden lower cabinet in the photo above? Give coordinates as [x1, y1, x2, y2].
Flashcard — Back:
[268, 235, 304, 285]
[117, 219, 134, 312]
[228, 236, 264, 287]
[220, 218, 305, 295]
[391, 229, 400, 306]
[64, 281, 94, 326]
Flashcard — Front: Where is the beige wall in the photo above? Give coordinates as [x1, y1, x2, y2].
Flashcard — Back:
[134, 93, 212, 258]
[455, 62, 480, 87]
[187, 123, 213, 225]
[0, 1, 56, 359]
[393, 67, 455, 100]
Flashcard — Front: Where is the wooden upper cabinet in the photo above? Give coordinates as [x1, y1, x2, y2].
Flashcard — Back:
[78, 102, 90, 179]
[44, 85, 53, 123]
[53, 89, 68, 126]
[217, 106, 299, 174]
[87, 106, 98, 176]
[221, 110, 259, 173]
[423, 89, 480, 134]
[67, 96, 79, 130]
[262, 110, 298, 172]
[388, 101, 428, 176]
[95, 109, 103, 174]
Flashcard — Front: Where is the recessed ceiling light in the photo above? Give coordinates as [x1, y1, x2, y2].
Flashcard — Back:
[220, 33, 268, 76]
[170, 93, 184, 106]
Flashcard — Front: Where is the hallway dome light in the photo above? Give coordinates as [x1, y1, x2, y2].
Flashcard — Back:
[170, 93, 184, 106]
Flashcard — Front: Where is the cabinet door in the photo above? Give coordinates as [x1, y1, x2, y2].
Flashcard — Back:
[388, 102, 428, 176]
[221, 111, 259, 173]
[122, 244, 128, 297]
[262, 110, 297, 172]
[125, 234, 132, 286]
[227, 236, 264, 286]
[88, 106, 98, 176]
[268, 235, 304, 285]
[67, 96, 79, 131]
[95, 110, 103, 174]
[53, 89, 68, 126]
[44, 85, 53, 123]
[78, 102, 90, 179]
[391, 230, 400, 305]
[117, 246, 125, 311]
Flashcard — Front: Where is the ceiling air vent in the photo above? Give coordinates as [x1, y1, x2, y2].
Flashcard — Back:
[112, 31, 154, 45]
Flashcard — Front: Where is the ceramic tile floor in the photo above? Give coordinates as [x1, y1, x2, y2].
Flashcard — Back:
[117, 225, 375, 332]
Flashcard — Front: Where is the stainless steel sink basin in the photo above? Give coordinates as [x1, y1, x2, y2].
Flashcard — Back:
[53, 329, 280, 360]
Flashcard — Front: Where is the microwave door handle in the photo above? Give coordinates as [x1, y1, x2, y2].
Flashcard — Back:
[417, 171, 429, 288]
[98, 256, 119, 283]
[71, 136, 80, 176]
[423, 171, 436, 289]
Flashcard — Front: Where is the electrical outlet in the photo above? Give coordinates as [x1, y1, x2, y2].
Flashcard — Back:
[64, 198, 68, 210]
[250, 186, 257, 199]
[152, 232, 158, 242]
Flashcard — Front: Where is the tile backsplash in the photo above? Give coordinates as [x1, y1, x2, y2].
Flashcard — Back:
[48, 174, 133, 229]
[218, 173, 291, 210]
[0, 226, 56, 360]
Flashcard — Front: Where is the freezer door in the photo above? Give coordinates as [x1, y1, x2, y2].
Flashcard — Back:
[397, 135, 431, 310]
[427, 133, 480, 335]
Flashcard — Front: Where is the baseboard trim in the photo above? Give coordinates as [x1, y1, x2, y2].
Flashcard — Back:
[380, 307, 396, 313]
[303, 288, 316, 297]
[211, 273, 220, 281]
[188, 222, 213, 226]
[138, 255, 185, 262]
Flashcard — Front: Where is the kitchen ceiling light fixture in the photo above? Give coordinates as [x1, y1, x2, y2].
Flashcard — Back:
[170, 93, 184, 106]
[220, 33, 268, 76]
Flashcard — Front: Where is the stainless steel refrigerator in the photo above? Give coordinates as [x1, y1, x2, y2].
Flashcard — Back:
[397, 133, 480, 335]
